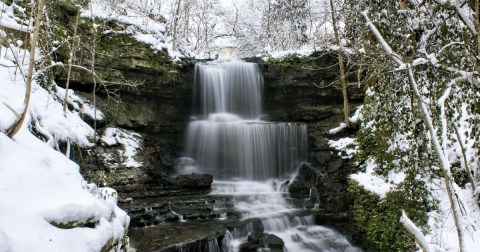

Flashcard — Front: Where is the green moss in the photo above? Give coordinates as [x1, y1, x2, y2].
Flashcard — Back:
[348, 176, 432, 251]
[50, 217, 95, 229]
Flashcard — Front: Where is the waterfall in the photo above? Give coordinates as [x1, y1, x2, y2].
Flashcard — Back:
[184, 60, 307, 180]
[181, 60, 361, 252]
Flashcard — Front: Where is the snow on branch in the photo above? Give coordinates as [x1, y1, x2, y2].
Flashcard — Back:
[360, 11, 404, 66]
[432, 0, 477, 35]
[362, 10, 467, 251]
[400, 211, 432, 252]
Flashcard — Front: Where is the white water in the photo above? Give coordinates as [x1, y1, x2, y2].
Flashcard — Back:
[212, 181, 361, 252]
[181, 60, 361, 251]
[184, 61, 307, 180]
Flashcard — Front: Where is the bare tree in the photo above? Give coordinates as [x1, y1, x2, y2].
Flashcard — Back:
[329, 0, 349, 127]
[63, 11, 80, 113]
[8, 0, 46, 138]
[171, 0, 181, 51]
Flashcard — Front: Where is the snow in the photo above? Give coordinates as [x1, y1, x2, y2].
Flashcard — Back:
[0, 46, 95, 147]
[0, 2, 31, 32]
[349, 105, 363, 124]
[350, 159, 406, 198]
[425, 179, 480, 251]
[0, 129, 129, 251]
[0, 3, 129, 249]
[84, 0, 184, 61]
[261, 45, 354, 61]
[328, 137, 358, 159]
[328, 123, 346, 134]
[400, 211, 431, 252]
[100, 128, 143, 168]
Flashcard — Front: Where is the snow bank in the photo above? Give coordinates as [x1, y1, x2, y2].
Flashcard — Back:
[0, 3, 129, 248]
[0, 45, 95, 147]
[349, 159, 406, 198]
[0, 129, 129, 251]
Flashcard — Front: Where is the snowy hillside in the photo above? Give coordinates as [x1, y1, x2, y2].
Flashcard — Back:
[0, 1, 129, 250]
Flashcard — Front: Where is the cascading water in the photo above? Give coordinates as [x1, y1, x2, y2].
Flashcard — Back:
[181, 60, 361, 252]
[184, 60, 307, 180]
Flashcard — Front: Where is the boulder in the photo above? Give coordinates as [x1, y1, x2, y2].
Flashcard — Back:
[175, 173, 213, 188]
[327, 159, 343, 173]
[249, 218, 264, 238]
[288, 181, 311, 198]
[263, 234, 284, 249]
[296, 163, 319, 184]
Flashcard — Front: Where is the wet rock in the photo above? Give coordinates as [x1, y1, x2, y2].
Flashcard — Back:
[263, 234, 284, 249]
[239, 237, 261, 252]
[296, 163, 319, 185]
[249, 218, 264, 238]
[239, 233, 284, 252]
[288, 181, 311, 198]
[327, 158, 343, 173]
[175, 173, 213, 188]
[315, 151, 332, 165]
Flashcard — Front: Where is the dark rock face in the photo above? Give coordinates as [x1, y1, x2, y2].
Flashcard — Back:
[175, 174, 213, 189]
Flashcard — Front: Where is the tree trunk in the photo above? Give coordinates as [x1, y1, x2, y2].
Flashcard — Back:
[8, 0, 46, 138]
[63, 11, 80, 113]
[475, 0, 480, 74]
[329, 0, 350, 127]
[452, 123, 476, 191]
[172, 0, 182, 51]
[89, 0, 98, 143]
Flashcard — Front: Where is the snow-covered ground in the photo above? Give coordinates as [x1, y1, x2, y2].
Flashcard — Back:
[0, 2, 129, 250]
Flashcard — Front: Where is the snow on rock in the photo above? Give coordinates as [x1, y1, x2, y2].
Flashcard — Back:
[349, 105, 363, 124]
[328, 123, 346, 135]
[350, 159, 406, 198]
[328, 137, 358, 159]
[83, 0, 185, 61]
[55, 86, 105, 123]
[0, 1, 31, 32]
[100, 127, 143, 168]
[0, 130, 129, 251]
[261, 45, 354, 61]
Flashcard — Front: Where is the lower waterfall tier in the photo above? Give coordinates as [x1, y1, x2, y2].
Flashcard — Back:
[183, 113, 308, 180]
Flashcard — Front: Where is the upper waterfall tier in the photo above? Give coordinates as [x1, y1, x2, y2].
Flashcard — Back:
[194, 60, 263, 119]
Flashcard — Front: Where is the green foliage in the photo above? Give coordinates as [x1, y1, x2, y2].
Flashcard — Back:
[348, 177, 432, 251]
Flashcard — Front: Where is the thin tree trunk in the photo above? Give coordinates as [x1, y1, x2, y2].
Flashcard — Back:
[329, 0, 349, 127]
[475, 0, 480, 74]
[172, 0, 181, 51]
[89, 1, 98, 143]
[8, 0, 46, 138]
[452, 123, 476, 191]
[362, 12, 466, 251]
[63, 11, 80, 113]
